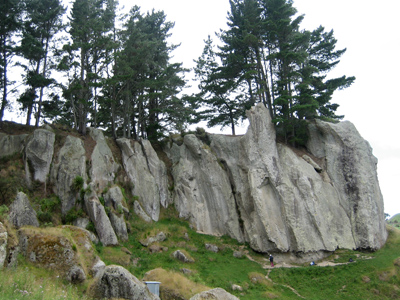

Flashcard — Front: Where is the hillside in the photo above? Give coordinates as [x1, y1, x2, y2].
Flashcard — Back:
[0, 103, 389, 299]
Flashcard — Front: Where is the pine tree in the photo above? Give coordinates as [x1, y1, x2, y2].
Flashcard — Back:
[0, 0, 23, 122]
[17, 0, 65, 126]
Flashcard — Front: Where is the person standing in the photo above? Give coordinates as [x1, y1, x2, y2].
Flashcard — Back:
[269, 254, 274, 267]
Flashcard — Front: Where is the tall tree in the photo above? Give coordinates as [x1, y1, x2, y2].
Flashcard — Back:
[0, 0, 23, 122]
[66, 0, 115, 134]
[18, 0, 65, 126]
[194, 36, 246, 135]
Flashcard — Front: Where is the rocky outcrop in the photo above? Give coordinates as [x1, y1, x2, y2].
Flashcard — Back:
[84, 185, 118, 246]
[164, 134, 244, 242]
[189, 288, 239, 300]
[50, 135, 87, 215]
[117, 138, 168, 221]
[18, 226, 98, 283]
[307, 120, 387, 250]
[0, 133, 28, 158]
[88, 128, 120, 192]
[9, 192, 39, 228]
[103, 186, 129, 216]
[166, 103, 387, 256]
[24, 129, 55, 184]
[89, 265, 160, 300]
[109, 212, 128, 241]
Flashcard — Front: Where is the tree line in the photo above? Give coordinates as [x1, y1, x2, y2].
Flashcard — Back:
[0, 0, 354, 144]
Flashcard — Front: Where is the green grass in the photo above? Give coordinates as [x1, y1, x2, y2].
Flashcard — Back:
[0, 265, 90, 300]
[1, 199, 400, 299]
[269, 226, 400, 300]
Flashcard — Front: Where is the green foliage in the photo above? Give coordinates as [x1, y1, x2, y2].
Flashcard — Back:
[86, 221, 96, 234]
[64, 207, 84, 224]
[72, 176, 84, 192]
[0, 204, 9, 219]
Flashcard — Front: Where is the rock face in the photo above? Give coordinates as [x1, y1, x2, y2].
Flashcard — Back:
[24, 129, 55, 184]
[164, 134, 244, 242]
[189, 288, 239, 300]
[0, 222, 7, 268]
[89, 265, 160, 300]
[166, 103, 387, 255]
[0, 133, 28, 158]
[84, 185, 118, 246]
[0, 102, 387, 257]
[50, 135, 87, 215]
[89, 128, 120, 192]
[9, 192, 39, 228]
[117, 138, 167, 221]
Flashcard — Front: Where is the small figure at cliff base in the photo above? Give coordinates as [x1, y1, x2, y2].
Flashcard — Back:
[269, 254, 274, 267]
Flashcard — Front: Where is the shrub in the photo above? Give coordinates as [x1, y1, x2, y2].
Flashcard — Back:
[64, 207, 84, 224]
[72, 176, 84, 191]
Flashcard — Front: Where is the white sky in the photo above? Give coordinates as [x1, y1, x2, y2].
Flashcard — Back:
[4, 0, 399, 216]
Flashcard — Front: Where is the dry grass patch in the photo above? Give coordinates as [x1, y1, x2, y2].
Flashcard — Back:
[143, 268, 210, 299]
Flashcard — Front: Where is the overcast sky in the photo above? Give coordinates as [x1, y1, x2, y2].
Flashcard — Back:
[121, 0, 400, 216]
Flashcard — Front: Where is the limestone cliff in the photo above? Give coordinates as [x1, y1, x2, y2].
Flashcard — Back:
[0, 103, 387, 256]
[165, 104, 387, 255]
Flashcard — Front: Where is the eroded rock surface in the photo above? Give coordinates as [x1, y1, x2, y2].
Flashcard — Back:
[89, 265, 160, 300]
[166, 103, 387, 255]
[9, 192, 39, 228]
[189, 288, 239, 300]
[24, 129, 55, 184]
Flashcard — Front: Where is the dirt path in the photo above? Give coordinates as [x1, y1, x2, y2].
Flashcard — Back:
[265, 269, 306, 299]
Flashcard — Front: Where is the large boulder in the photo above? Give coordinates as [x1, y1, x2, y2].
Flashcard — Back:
[50, 135, 87, 215]
[9, 192, 39, 228]
[24, 129, 55, 184]
[117, 138, 166, 221]
[84, 184, 118, 246]
[88, 128, 120, 192]
[17, 226, 98, 283]
[88, 265, 160, 300]
[189, 288, 239, 300]
[0, 133, 28, 158]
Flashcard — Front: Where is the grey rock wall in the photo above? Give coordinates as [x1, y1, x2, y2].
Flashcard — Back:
[166, 103, 387, 254]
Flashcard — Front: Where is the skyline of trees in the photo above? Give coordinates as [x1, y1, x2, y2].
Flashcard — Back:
[0, 0, 354, 145]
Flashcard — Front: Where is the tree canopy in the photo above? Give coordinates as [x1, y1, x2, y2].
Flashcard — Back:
[0, 0, 354, 145]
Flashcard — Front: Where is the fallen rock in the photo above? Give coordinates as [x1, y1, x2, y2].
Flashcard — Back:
[66, 265, 86, 283]
[88, 265, 160, 300]
[232, 284, 243, 291]
[233, 251, 244, 258]
[205, 243, 219, 253]
[140, 232, 167, 247]
[91, 259, 106, 278]
[172, 250, 194, 263]
[9, 192, 39, 228]
[189, 288, 240, 300]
